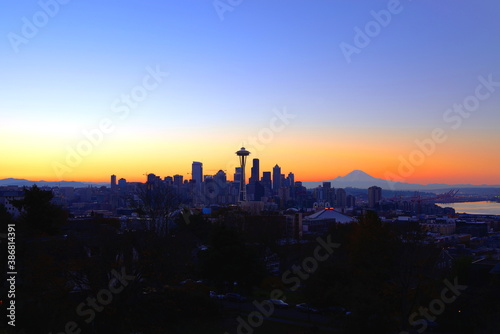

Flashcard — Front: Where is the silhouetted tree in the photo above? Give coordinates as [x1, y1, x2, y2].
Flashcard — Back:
[12, 185, 67, 235]
[341, 211, 400, 332]
[135, 183, 179, 236]
[199, 225, 266, 293]
[0, 203, 15, 233]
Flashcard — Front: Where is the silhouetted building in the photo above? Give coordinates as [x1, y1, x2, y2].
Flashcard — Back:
[368, 186, 382, 208]
[118, 178, 127, 190]
[173, 174, 183, 189]
[303, 207, 356, 234]
[250, 158, 260, 183]
[164, 176, 173, 186]
[322, 182, 334, 203]
[111, 174, 117, 189]
[346, 194, 356, 207]
[336, 188, 346, 208]
[261, 172, 272, 196]
[213, 170, 228, 202]
[235, 147, 250, 202]
[192, 161, 203, 192]
[234, 167, 242, 183]
[287, 172, 294, 187]
[273, 164, 281, 192]
[214, 170, 227, 185]
[254, 181, 264, 201]
[248, 158, 260, 200]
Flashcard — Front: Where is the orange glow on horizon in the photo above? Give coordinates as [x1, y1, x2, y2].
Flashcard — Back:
[2, 125, 499, 186]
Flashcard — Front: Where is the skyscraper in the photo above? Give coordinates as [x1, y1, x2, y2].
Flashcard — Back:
[192, 161, 203, 192]
[322, 182, 332, 203]
[164, 176, 173, 186]
[234, 167, 242, 183]
[118, 178, 127, 190]
[368, 186, 382, 208]
[248, 159, 260, 201]
[214, 170, 227, 184]
[110, 174, 117, 189]
[261, 172, 272, 196]
[346, 194, 356, 208]
[336, 188, 347, 208]
[272, 164, 281, 192]
[250, 158, 260, 183]
[173, 174, 183, 188]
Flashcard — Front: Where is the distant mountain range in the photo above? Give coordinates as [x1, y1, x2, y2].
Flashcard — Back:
[0, 178, 108, 188]
[302, 170, 500, 191]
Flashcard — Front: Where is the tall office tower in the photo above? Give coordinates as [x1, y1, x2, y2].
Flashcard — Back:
[173, 174, 183, 188]
[111, 174, 117, 189]
[254, 181, 264, 201]
[287, 172, 294, 186]
[250, 158, 260, 183]
[272, 164, 281, 192]
[336, 188, 347, 208]
[322, 182, 331, 202]
[214, 170, 227, 197]
[192, 162, 203, 192]
[235, 147, 250, 202]
[164, 176, 173, 186]
[247, 159, 260, 200]
[118, 178, 127, 190]
[368, 186, 382, 208]
[214, 170, 227, 184]
[234, 167, 242, 183]
[260, 171, 271, 196]
[346, 194, 356, 208]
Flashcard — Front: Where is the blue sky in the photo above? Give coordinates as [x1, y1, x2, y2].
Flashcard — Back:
[1, 0, 499, 183]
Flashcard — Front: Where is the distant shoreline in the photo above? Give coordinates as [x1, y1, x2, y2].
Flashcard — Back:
[436, 201, 500, 216]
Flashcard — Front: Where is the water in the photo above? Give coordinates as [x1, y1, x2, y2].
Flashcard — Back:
[436, 201, 500, 215]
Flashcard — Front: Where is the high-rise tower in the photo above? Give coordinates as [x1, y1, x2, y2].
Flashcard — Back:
[235, 147, 250, 202]
[192, 161, 203, 192]
[250, 158, 260, 183]
[368, 186, 382, 208]
[273, 164, 281, 192]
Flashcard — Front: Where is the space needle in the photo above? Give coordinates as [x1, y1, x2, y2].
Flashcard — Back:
[235, 147, 250, 202]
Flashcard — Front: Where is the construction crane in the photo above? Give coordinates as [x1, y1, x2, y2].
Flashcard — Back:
[410, 189, 459, 216]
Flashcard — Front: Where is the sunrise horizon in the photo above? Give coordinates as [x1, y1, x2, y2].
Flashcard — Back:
[2, 1, 499, 189]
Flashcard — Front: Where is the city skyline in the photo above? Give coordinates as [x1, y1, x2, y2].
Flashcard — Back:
[1, 1, 500, 185]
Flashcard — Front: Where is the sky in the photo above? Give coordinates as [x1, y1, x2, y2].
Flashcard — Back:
[1, 0, 499, 185]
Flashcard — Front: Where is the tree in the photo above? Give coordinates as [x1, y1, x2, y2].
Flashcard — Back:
[12, 185, 67, 235]
[199, 225, 266, 293]
[135, 183, 179, 236]
[0, 203, 15, 231]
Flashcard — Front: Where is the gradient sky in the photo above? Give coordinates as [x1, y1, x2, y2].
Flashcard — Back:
[1, 0, 499, 184]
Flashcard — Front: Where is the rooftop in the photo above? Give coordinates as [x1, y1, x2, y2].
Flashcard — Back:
[304, 208, 356, 224]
